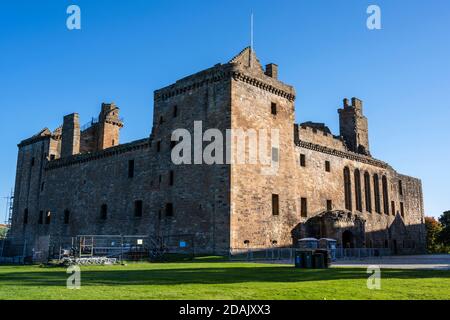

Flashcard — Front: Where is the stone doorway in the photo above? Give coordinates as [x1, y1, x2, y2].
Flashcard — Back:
[342, 230, 354, 248]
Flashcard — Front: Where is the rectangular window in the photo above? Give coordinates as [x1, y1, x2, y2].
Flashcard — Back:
[45, 211, 51, 225]
[301, 198, 308, 217]
[272, 147, 279, 162]
[100, 204, 108, 220]
[272, 194, 279, 216]
[41, 182, 45, 192]
[128, 160, 135, 178]
[169, 170, 174, 186]
[173, 105, 178, 118]
[156, 141, 161, 152]
[38, 211, 43, 224]
[325, 161, 331, 172]
[271, 102, 277, 115]
[64, 210, 70, 224]
[134, 200, 143, 217]
[165, 203, 174, 217]
[31, 157, 35, 167]
[23, 209, 29, 225]
[400, 202, 405, 218]
[300, 154, 306, 167]
[327, 200, 332, 211]
[399, 180, 403, 196]
[391, 201, 396, 216]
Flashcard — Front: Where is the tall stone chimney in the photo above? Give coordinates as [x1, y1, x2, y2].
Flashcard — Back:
[265, 63, 278, 79]
[61, 113, 80, 157]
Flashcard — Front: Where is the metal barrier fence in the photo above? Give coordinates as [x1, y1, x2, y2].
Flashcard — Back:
[229, 247, 392, 262]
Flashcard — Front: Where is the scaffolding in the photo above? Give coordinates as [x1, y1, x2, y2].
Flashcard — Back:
[3, 189, 14, 227]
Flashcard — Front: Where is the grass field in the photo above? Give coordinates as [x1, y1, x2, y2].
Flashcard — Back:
[0, 260, 449, 300]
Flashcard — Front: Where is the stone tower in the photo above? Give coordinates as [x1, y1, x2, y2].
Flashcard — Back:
[338, 97, 370, 155]
[97, 103, 123, 150]
[61, 113, 80, 158]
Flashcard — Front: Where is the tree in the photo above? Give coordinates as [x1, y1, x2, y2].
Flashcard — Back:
[0, 226, 8, 239]
[438, 211, 450, 246]
[425, 217, 443, 253]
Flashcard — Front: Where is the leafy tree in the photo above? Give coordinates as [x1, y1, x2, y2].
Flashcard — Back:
[425, 217, 443, 253]
[0, 226, 8, 239]
[438, 211, 450, 246]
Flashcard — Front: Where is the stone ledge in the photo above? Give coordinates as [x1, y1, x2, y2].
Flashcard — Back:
[45, 138, 150, 171]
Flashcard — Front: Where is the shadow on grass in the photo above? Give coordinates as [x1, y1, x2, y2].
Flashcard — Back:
[1, 265, 449, 287]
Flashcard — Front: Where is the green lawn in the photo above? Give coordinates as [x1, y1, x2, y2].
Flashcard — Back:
[0, 261, 449, 300]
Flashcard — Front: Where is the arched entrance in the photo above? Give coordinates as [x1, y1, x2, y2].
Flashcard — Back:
[342, 230, 354, 248]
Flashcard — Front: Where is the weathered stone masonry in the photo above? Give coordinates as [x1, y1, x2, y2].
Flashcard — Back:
[9, 47, 426, 255]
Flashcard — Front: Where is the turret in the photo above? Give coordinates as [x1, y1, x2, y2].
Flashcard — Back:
[338, 97, 370, 155]
[97, 103, 123, 150]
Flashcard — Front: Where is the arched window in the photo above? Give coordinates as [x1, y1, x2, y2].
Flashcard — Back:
[344, 167, 352, 211]
[364, 172, 372, 213]
[382, 175, 389, 215]
[354, 169, 362, 212]
[373, 174, 381, 213]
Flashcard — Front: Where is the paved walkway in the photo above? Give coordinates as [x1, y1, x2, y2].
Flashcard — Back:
[332, 255, 450, 270]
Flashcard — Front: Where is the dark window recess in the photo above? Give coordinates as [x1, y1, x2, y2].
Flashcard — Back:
[300, 154, 306, 167]
[399, 180, 403, 196]
[158, 175, 162, 185]
[173, 105, 178, 118]
[271, 102, 277, 115]
[272, 147, 279, 162]
[364, 172, 372, 213]
[165, 203, 174, 217]
[325, 161, 331, 172]
[41, 182, 45, 192]
[344, 167, 352, 211]
[169, 170, 174, 186]
[272, 194, 279, 216]
[64, 210, 70, 224]
[134, 200, 143, 217]
[159, 116, 164, 125]
[38, 211, 43, 224]
[373, 174, 381, 213]
[354, 169, 362, 212]
[326, 200, 332, 211]
[31, 157, 35, 167]
[128, 160, 135, 178]
[100, 204, 108, 220]
[382, 176, 390, 215]
[23, 209, 29, 225]
[301, 198, 308, 217]
[400, 202, 405, 218]
[391, 201, 396, 216]
[45, 211, 51, 225]
[156, 141, 161, 152]
[50, 154, 56, 161]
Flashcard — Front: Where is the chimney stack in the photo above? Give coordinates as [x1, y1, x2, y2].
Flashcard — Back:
[61, 113, 80, 157]
[265, 63, 278, 79]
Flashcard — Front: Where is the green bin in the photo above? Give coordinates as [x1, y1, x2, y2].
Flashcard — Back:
[313, 253, 325, 269]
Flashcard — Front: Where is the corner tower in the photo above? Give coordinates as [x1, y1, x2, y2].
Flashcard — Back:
[338, 97, 370, 156]
[97, 103, 123, 150]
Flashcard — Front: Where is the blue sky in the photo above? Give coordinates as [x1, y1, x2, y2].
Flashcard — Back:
[0, 0, 449, 221]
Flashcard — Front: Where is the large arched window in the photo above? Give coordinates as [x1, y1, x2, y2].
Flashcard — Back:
[373, 174, 381, 213]
[382, 175, 389, 215]
[344, 167, 352, 211]
[354, 169, 362, 212]
[364, 172, 372, 213]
